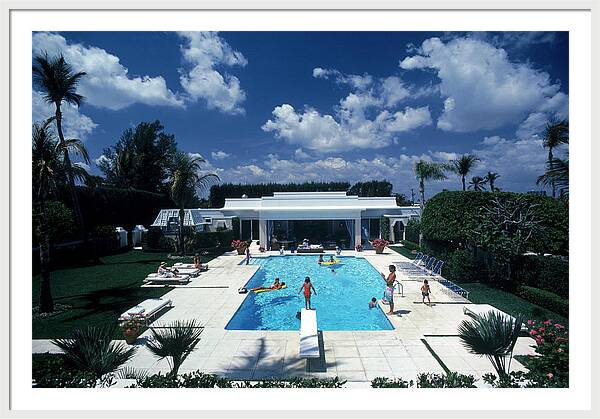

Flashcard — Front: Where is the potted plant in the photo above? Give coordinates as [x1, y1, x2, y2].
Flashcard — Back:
[371, 239, 390, 254]
[121, 316, 144, 345]
[355, 244, 363, 252]
[231, 240, 248, 255]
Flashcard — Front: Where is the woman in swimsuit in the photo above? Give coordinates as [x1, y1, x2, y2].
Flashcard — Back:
[381, 265, 396, 315]
[298, 277, 317, 310]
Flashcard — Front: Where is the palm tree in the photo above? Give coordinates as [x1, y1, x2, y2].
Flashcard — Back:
[52, 324, 137, 379]
[146, 320, 203, 377]
[451, 154, 480, 191]
[32, 119, 89, 313]
[169, 152, 219, 255]
[537, 157, 569, 198]
[413, 160, 448, 246]
[33, 53, 88, 238]
[458, 311, 524, 383]
[541, 120, 569, 197]
[485, 171, 500, 192]
[469, 176, 487, 191]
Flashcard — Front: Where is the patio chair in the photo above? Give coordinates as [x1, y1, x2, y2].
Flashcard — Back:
[412, 252, 423, 264]
[143, 273, 190, 284]
[430, 260, 444, 276]
[424, 256, 437, 271]
[118, 298, 173, 324]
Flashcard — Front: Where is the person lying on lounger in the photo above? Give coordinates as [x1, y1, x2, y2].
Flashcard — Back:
[251, 278, 285, 292]
[158, 262, 179, 278]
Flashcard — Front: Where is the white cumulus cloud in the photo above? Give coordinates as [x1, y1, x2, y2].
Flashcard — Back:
[178, 32, 247, 114]
[32, 90, 97, 140]
[32, 32, 184, 110]
[400, 36, 568, 134]
[211, 150, 231, 160]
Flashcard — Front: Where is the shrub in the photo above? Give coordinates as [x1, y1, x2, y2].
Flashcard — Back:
[33, 200, 77, 244]
[448, 249, 478, 283]
[371, 239, 389, 248]
[185, 230, 235, 253]
[379, 217, 390, 241]
[416, 372, 477, 388]
[32, 353, 97, 388]
[245, 377, 346, 388]
[521, 320, 569, 387]
[421, 191, 568, 255]
[370, 377, 413, 388]
[51, 324, 137, 379]
[405, 218, 420, 244]
[516, 285, 568, 317]
[144, 226, 167, 251]
[520, 255, 568, 298]
[145, 320, 203, 377]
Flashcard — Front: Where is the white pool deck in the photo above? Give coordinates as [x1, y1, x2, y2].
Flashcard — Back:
[33, 244, 536, 385]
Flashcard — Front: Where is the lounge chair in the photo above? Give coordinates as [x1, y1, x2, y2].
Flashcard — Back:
[297, 245, 324, 254]
[118, 298, 172, 323]
[299, 308, 320, 358]
[173, 263, 208, 271]
[431, 260, 444, 276]
[170, 267, 201, 277]
[143, 273, 190, 284]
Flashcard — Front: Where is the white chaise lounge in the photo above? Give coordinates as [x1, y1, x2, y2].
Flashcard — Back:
[463, 304, 526, 330]
[299, 308, 320, 359]
[118, 298, 172, 323]
[173, 263, 208, 271]
[143, 273, 190, 284]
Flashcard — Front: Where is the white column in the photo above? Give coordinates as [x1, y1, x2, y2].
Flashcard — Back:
[389, 220, 395, 243]
[354, 218, 361, 247]
[402, 221, 406, 241]
[239, 219, 243, 239]
[259, 219, 267, 248]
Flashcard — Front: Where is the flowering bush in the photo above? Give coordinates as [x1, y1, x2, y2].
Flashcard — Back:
[371, 239, 390, 248]
[230, 240, 247, 249]
[120, 316, 144, 343]
[355, 244, 363, 252]
[521, 319, 569, 387]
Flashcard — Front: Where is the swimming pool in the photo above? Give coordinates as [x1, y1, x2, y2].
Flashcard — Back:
[225, 255, 394, 331]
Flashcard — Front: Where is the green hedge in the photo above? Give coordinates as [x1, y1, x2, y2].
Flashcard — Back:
[421, 191, 568, 255]
[516, 285, 568, 317]
[185, 230, 235, 253]
[520, 256, 569, 298]
[58, 186, 174, 232]
[401, 240, 420, 252]
[405, 219, 420, 244]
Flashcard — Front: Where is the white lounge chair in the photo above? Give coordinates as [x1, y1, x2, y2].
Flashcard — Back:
[118, 298, 172, 323]
[170, 267, 201, 277]
[463, 304, 526, 330]
[173, 263, 208, 271]
[299, 308, 320, 358]
[143, 273, 190, 284]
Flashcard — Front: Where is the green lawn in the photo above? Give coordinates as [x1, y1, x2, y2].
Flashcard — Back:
[460, 282, 568, 324]
[389, 245, 417, 260]
[32, 250, 218, 339]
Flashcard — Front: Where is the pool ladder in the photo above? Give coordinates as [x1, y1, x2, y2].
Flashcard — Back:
[393, 280, 404, 297]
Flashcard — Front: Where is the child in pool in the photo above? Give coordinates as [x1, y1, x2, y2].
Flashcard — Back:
[369, 297, 377, 308]
[298, 277, 317, 310]
[318, 254, 324, 264]
[329, 255, 335, 263]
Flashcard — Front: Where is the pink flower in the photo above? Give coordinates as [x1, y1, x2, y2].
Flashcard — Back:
[547, 373, 553, 379]
[557, 348, 563, 353]
[530, 330, 538, 336]
[527, 320, 534, 325]
[539, 327, 545, 332]
[554, 324, 564, 329]
[544, 320, 552, 325]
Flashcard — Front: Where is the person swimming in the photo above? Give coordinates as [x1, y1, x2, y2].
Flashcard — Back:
[369, 297, 377, 308]
[329, 255, 335, 263]
[318, 254, 324, 264]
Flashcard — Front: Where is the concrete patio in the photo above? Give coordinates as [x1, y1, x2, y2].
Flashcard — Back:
[34, 243, 536, 385]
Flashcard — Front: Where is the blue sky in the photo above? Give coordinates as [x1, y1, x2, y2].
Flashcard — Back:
[32, 31, 569, 198]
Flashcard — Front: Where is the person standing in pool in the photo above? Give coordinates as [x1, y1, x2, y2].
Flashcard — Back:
[381, 265, 396, 315]
[298, 277, 317, 310]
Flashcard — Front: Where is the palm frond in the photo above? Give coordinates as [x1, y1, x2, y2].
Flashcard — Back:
[146, 320, 203, 376]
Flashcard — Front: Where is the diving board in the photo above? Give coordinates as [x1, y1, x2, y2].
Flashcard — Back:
[299, 308, 320, 359]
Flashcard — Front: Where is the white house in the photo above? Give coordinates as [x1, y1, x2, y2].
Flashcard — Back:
[220, 192, 420, 249]
[152, 192, 420, 248]
[151, 208, 234, 235]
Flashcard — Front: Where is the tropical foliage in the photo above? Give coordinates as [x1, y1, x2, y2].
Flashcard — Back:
[145, 320, 203, 377]
[540, 120, 569, 198]
[450, 154, 480, 191]
[98, 120, 178, 193]
[458, 311, 524, 381]
[348, 180, 394, 197]
[485, 171, 500, 192]
[413, 160, 449, 245]
[468, 176, 487, 191]
[51, 324, 137, 378]
[168, 152, 220, 255]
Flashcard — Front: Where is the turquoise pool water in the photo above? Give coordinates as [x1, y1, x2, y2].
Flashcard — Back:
[225, 255, 394, 331]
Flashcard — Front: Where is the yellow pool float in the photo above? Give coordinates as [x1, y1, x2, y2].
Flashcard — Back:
[252, 284, 288, 293]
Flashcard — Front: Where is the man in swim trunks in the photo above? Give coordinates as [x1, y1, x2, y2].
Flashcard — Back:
[381, 265, 396, 315]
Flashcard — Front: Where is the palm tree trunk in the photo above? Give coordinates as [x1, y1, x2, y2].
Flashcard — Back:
[418, 178, 425, 247]
[548, 149, 556, 198]
[461, 176, 466, 191]
[178, 208, 185, 256]
[37, 201, 54, 313]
